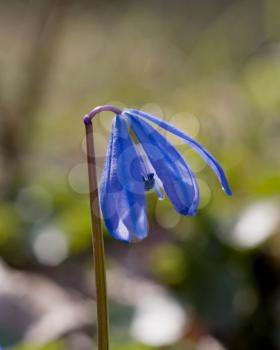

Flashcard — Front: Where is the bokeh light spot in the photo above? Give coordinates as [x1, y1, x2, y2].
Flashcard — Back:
[230, 201, 279, 249]
[99, 101, 127, 133]
[182, 149, 207, 173]
[197, 336, 226, 350]
[130, 292, 187, 346]
[197, 179, 212, 209]
[155, 200, 181, 229]
[165, 112, 200, 146]
[140, 103, 164, 120]
[68, 163, 89, 194]
[32, 226, 69, 266]
[81, 132, 108, 158]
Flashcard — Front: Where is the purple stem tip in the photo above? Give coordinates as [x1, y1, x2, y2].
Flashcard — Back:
[83, 105, 123, 124]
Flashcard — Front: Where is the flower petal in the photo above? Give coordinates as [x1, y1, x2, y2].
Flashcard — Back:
[126, 109, 232, 196]
[126, 113, 199, 216]
[100, 116, 148, 242]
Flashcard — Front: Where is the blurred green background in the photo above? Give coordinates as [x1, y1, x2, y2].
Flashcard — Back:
[0, 0, 280, 349]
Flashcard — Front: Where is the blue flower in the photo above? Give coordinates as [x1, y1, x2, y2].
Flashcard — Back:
[100, 109, 232, 242]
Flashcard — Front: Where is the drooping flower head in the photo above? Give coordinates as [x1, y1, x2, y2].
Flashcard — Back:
[99, 108, 232, 242]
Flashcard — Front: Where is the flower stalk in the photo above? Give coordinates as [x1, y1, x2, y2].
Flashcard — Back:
[84, 105, 122, 349]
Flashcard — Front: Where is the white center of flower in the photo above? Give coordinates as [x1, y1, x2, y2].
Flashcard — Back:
[134, 142, 164, 200]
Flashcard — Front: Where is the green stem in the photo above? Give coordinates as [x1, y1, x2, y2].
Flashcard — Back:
[85, 120, 109, 350]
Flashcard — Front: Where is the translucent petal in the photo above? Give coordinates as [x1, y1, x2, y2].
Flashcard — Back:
[100, 116, 148, 242]
[126, 109, 232, 196]
[126, 113, 199, 216]
[134, 142, 165, 200]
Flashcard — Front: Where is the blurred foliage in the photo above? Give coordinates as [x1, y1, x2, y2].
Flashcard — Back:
[0, 0, 280, 349]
